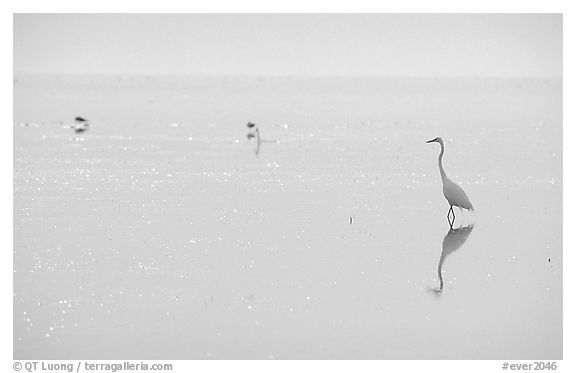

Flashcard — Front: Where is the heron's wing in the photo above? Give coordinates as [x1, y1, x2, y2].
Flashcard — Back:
[443, 180, 473, 210]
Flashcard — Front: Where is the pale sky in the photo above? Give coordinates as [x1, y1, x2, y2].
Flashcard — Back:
[13, 13, 562, 77]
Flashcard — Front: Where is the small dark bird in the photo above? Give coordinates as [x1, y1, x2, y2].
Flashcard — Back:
[245, 121, 261, 156]
[73, 116, 90, 133]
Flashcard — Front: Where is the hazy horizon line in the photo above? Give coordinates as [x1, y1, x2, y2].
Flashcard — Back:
[13, 71, 563, 80]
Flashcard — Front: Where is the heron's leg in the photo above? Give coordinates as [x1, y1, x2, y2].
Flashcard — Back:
[447, 206, 455, 228]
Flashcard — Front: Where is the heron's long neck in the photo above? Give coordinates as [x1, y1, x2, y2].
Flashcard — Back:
[438, 142, 447, 182]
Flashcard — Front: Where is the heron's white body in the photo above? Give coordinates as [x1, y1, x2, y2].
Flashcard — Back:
[442, 178, 474, 210]
[430, 137, 474, 211]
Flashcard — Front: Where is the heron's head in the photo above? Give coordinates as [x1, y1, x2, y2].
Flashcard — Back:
[426, 137, 443, 145]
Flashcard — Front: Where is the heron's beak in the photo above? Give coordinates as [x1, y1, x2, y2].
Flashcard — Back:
[426, 139, 436, 143]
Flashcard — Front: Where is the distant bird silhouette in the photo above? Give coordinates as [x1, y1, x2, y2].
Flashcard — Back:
[427, 137, 474, 226]
[73, 116, 90, 133]
[246, 122, 261, 156]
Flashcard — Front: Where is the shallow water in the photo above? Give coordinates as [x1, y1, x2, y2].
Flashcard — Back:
[13, 75, 562, 359]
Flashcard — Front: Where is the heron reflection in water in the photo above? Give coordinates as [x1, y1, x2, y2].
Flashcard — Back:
[431, 224, 474, 293]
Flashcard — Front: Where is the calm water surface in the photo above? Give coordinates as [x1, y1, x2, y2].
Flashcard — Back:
[13, 75, 562, 359]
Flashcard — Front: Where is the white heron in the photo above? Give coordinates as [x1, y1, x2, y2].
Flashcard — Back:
[426, 137, 474, 226]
